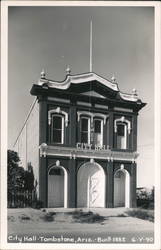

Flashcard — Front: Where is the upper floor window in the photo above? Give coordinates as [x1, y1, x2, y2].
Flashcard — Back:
[77, 111, 108, 147]
[116, 123, 127, 149]
[80, 117, 90, 144]
[114, 116, 131, 150]
[51, 114, 64, 144]
[93, 119, 103, 146]
[48, 107, 69, 144]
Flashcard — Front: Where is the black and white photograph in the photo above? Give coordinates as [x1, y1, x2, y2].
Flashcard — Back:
[1, 1, 161, 250]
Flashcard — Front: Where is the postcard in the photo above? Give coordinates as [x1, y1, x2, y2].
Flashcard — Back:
[1, 1, 161, 250]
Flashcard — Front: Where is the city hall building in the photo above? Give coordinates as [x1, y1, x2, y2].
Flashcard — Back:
[14, 69, 146, 208]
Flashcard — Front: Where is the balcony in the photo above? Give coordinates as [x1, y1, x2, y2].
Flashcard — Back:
[39, 143, 139, 162]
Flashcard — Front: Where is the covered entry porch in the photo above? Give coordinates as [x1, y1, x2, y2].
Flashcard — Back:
[47, 159, 135, 209]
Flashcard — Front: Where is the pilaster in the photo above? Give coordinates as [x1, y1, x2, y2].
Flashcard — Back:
[38, 98, 48, 207]
[130, 162, 137, 207]
[68, 158, 77, 208]
[109, 111, 114, 149]
[39, 156, 47, 207]
[106, 161, 114, 207]
[69, 105, 77, 147]
[132, 114, 138, 151]
[39, 98, 48, 144]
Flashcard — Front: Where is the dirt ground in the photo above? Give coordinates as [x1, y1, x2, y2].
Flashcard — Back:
[7, 207, 154, 244]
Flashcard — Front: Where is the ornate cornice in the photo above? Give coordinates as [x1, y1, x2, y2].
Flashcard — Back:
[38, 72, 119, 91]
[33, 72, 145, 106]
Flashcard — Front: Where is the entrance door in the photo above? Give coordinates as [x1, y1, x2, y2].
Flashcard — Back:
[114, 170, 125, 207]
[77, 162, 105, 208]
[48, 167, 64, 207]
[88, 171, 104, 208]
[114, 169, 131, 207]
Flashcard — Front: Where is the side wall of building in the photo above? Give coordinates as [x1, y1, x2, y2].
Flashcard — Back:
[14, 99, 40, 196]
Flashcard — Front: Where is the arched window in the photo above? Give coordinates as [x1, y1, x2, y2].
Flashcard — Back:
[48, 107, 68, 144]
[51, 114, 64, 144]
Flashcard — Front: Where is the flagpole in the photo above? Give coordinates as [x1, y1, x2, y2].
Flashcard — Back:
[90, 20, 92, 72]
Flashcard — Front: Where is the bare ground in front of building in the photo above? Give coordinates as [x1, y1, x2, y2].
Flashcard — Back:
[7, 207, 154, 244]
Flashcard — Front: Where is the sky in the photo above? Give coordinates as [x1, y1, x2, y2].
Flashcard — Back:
[8, 6, 154, 188]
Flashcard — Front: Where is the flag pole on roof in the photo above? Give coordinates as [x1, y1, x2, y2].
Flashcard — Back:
[90, 20, 93, 72]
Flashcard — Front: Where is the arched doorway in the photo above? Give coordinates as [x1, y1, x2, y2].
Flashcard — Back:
[77, 162, 105, 208]
[114, 168, 130, 208]
[48, 165, 68, 208]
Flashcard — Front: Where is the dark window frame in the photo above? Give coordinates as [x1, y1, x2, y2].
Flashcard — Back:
[93, 118, 103, 146]
[80, 116, 91, 144]
[116, 122, 128, 149]
[50, 114, 65, 144]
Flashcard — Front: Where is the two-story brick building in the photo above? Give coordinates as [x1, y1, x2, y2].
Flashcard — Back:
[14, 69, 146, 208]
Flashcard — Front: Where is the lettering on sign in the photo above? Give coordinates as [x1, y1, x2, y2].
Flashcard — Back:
[76, 143, 109, 151]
